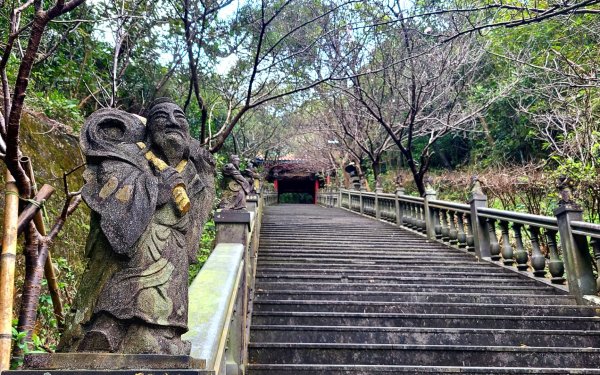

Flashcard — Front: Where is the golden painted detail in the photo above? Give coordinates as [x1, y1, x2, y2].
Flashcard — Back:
[99, 176, 119, 199]
[115, 185, 134, 203]
[133, 114, 147, 125]
[136, 143, 190, 214]
[176, 160, 187, 173]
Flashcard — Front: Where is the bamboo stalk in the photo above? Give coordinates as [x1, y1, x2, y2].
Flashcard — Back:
[14, 226, 49, 360]
[21, 158, 64, 329]
[0, 170, 19, 370]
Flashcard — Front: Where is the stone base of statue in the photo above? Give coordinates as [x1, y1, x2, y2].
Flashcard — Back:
[7, 353, 210, 374]
[214, 209, 252, 245]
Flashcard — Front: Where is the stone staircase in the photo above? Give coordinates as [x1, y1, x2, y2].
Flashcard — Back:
[247, 204, 600, 374]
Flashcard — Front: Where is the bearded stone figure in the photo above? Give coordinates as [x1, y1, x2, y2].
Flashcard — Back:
[58, 98, 215, 355]
[242, 160, 261, 195]
[219, 154, 251, 210]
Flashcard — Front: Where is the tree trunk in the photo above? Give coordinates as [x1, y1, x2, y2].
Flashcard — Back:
[13, 226, 48, 361]
[371, 160, 381, 188]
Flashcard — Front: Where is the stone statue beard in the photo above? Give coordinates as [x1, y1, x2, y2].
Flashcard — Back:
[153, 132, 190, 167]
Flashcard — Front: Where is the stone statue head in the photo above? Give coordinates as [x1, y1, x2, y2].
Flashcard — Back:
[395, 173, 403, 187]
[230, 154, 241, 168]
[145, 98, 190, 165]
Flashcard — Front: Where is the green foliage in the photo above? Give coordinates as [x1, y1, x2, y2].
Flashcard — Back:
[548, 157, 600, 222]
[9, 256, 75, 369]
[279, 192, 314, 204]
[27, 91, 85, 130]
[188, 219, 216, 284]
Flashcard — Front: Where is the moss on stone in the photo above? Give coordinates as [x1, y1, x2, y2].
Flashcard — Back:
[0, 110, 90, 308]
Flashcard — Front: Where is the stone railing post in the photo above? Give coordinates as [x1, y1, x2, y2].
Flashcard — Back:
[395, 187, 404, 227]
[468, 177, 491, 259]
[375, 185, 383, 220]
[423, 186, 437, 240]
[215, 209, 252, 245]
[555, 194, 597, 303]
[359, 186, 365, 215]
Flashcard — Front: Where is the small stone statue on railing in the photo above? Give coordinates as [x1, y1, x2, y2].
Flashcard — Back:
[557, 175, 580, 209]
[375, 176, 383, 194]
[470, 175, 485, 198]
[59, 98, 215, 356]
[242, 160, 261, 195]
[344, 163, 362, 190]
[219, 154, 251, 210]
[424, 175, 435, 195]
[395, 174, 405, 196]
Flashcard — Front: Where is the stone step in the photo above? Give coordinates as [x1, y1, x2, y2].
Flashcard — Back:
[259, 236, 448, 240]
[257, 257, 508, 267]
[254, 290, 577, 305]
[247, 343, 600, 368]
[250, 325, 600, 347]
[252, 300, 594, 316]
[254, 281, 562, 294]
[259, 236, 421, 241]
[246, 364, 600, 374]
[258, 241, 450, 248]
[259, 254, 473, 262]
[258, 248, 470, 257]
[255, 274, 543, 286]
[255, 265, 524, 277]
[251, 311, 600, 330]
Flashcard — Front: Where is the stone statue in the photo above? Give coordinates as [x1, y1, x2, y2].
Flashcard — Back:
[395, 174, 403, 188]
[242, 160, 261, 195]
[424, 175, 435, 194]
[344, 163, 361, 190]
[470, 175, 484, 197]
[375, 176, 383, 193]
[219, 154, 251, 210]
[59, 98, 215, 355]
[395, 173, 405, 195]
[557, 175, 579, 208]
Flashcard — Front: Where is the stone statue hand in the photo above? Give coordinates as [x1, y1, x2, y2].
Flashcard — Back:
[157, 166, 185, 206]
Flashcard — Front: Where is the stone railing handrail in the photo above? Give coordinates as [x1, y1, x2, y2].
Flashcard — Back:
[184, 243, 244, 371]
[397, 194, 425, 203]
[477, 207, 559, 230]
[429, 199, 470, 214]
[184, 190, 265, 375]
[263, 191, 278, 206]
[571, 220, 600, 238]
[319, 186, 600, 305]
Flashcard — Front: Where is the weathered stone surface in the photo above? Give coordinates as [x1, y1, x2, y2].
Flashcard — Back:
[23, 353, 205, 370]
[59, 98, 215, 356]
[242, 160, 261, 194]
[219, 155, 250, 210]
[7, 371, 211, 375]
[214, 210, 252, 245]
